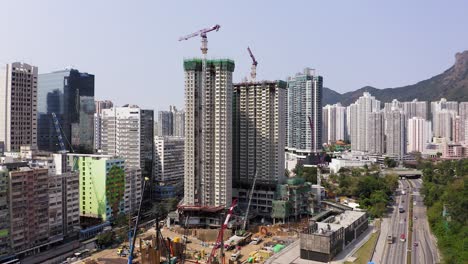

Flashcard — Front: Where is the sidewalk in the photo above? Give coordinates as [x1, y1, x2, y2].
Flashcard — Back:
[372, 217, 390, 263]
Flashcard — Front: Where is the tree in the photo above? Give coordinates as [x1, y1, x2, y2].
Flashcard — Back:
[384, 157, 397, 168]
[166, 198, 180, 212]
[301, 167, 318, 184]
[97, 231, 114, 248]
[106, 166, 125, 218]
[285, 169, 291, 177]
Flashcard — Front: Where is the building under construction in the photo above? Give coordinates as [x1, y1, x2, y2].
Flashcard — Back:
[232, 80, 286, 216]
[271, 177, 314, 223]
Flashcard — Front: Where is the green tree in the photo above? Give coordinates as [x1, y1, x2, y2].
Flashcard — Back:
[106, 166, 125, 218]
[97, 231, 114, 247]
[384, 157, 397, 168]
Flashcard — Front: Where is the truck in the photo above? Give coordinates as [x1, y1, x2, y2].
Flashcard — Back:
[251, 236, 262, 245]
[387, 235, 393, 244]
[230, 251, 240, 261]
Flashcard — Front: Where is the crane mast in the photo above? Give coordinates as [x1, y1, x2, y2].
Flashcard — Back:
[247, 47, 258, 82]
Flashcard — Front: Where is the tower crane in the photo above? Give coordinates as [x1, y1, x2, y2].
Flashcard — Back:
[247, 47, 258, 82]
[207, 199, 237, 264]
[179, 24, 221, 56]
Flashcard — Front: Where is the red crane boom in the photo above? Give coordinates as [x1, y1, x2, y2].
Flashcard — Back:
[207, 200, 238, 264]
[247, 47, 258, 81]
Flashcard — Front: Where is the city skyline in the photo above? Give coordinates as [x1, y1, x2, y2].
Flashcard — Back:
[2, 1, 468, 110]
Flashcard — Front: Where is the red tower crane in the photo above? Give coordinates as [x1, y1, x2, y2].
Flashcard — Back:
[207, 200, 238, 264]
[247, 47, 258, 81]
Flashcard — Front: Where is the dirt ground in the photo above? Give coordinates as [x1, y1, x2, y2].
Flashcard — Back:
[78, 222, 301, 264]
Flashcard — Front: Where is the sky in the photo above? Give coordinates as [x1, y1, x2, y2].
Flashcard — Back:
[1, 0, 467, 111]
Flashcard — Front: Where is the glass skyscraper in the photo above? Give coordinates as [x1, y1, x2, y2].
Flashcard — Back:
[38, 69, 95, 152]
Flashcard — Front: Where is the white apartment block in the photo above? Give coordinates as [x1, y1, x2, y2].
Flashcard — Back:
[385, 108, 406, 157]
[407, 117, 432, 153]
[458, 102, 468, 142]
[368, 111, 385, 154]
[433, 109, 456, 140]
[347, 92, 381, 152]
[101, 105, 142, 169]
[233, 81, 286, 187]
[184, 59, 234, 207]
[323, 103, 346, 144]
[0, 62, 38, 152]
[154, 136, 184, 186]
[431, 98, 458, 127]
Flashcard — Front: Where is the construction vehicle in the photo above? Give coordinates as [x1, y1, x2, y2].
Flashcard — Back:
[247, 47, 258, 82]
[207, 200, 238, 264]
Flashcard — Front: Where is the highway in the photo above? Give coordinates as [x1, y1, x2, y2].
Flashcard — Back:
[410, 178, 439, 264]
[382, 179, 410, 264]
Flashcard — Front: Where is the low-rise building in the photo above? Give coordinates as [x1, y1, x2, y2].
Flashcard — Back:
[300, 210, 368, 262]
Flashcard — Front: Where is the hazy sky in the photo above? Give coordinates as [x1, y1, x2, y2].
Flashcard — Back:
[2, 0, 467, 110]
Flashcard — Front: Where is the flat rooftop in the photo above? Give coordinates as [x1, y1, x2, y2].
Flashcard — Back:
[332, 210, 366, 228]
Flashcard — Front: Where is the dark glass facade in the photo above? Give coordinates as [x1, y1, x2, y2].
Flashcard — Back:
[37, 69, 95, 152]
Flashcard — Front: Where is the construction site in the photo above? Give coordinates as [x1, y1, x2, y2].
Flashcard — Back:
[77, 23, 338, 264]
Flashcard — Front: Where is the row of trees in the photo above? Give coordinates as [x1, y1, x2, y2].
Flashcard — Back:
[420, 159, 468, 264]
[327, 167, 398, 218]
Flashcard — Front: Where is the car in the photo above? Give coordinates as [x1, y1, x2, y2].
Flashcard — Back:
[400, 234, 406, 242]
[414, 242, 418, 247]
[402, 200, 405, 203]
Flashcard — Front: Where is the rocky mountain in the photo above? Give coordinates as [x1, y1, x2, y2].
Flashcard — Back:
[323, 51, 468, 106]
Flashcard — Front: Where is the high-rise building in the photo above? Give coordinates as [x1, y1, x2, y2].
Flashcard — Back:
[101, 105, 153, 178]
[0, 168, 10, 258]
[402, 99, 428, 120]
[368, 111, 385, 154]
[431, 98, 458, 125]
[347, 92, 381, 152]
[171, 106, 185, 137]
[8, 166, 50, 252]
[140, 109, 154, 181]
[322, 103, 347, 144]
[94, 100, 113, 151]
[287, 68, 323, 155]
[407, 117, 432, 153]
[0, 62, 38, 152]
[232, 81, 286, 214]
[154, 136, 184, 199]
[458, 102, 468, 142]
[95, 100, 113, 115]
[157, 110, 173, 137]
[385, 108, 406, 157]
[37, 69, 95, 152]
[184, 59, 234, 207]
[433, 109, 457, 140]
